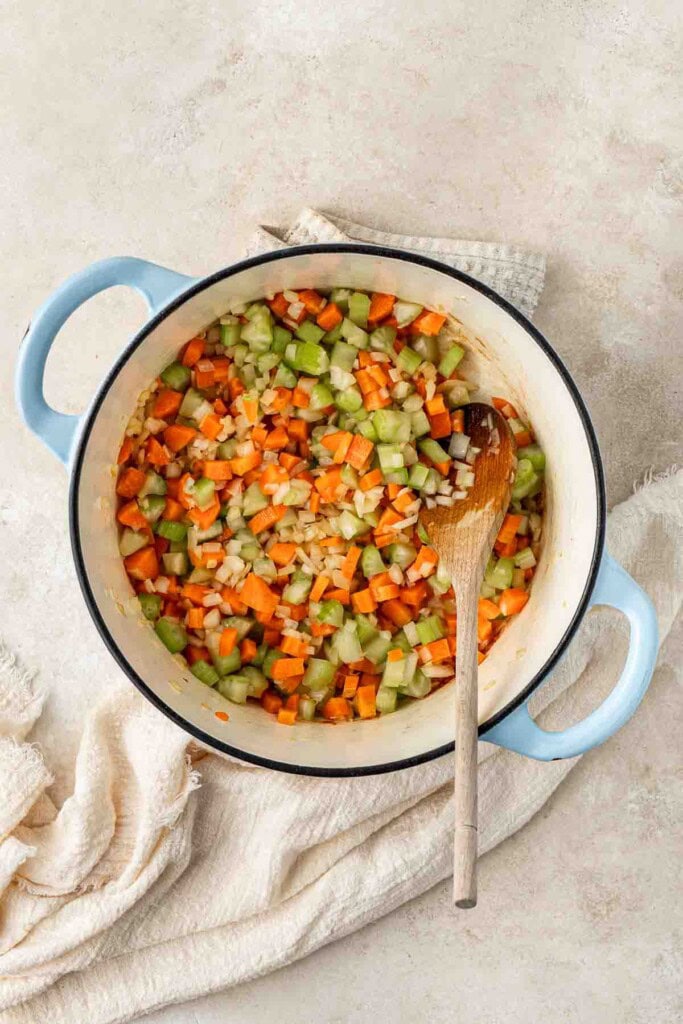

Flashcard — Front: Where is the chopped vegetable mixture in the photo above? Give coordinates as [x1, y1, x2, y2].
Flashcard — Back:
[115, 287, 545, 725]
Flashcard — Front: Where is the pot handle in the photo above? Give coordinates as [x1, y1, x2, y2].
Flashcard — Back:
[16, 257, 196, 464]
[483, 553, 658, 760]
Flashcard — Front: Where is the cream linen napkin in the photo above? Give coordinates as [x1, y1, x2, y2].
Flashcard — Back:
[1, 213, 680, 1024]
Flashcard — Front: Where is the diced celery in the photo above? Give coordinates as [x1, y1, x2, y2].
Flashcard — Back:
[241, 312, 273, 350]
[138, 593, 162, 621]
[251, 642, 268, 667]
[337, 510, 368, 540]
[417, 521, 431, 544]
[294, 342, 330, 376]
[160, 361, 191, 391]
[273, 364, 298, 388]
[310, 382, 334, 409]
[416, 615, 444, 645]
[257, 352, 280, 375]
[363, 632, 392, 665]
[397, 347, 422, 375]
[261, 649, 285, 680]
[272, 324, 292, 353]
[295, 319, 325, 344]
[480, 581, 497, 600]
[223, 615, 254, 640]
[386, 541, 417, 569]
[299, 696, 317, 720]
[381, 657, 407, 688]
[373, 410, 412, 443]
[317, 598, 344, 627]
[217, 439, 238, 459]
[340, 463, 359, 488]
[119, 529, 148, 557]
[162, 551, 189, 576]
[139, 494, 165, 523]
[511, 459, 539, 500]
[399, 670, 431, 698]
[393, 301, 423, 328]
[282, 570, 313, 605]
[253, 557, 277, 582]
[357, 420, 379, 443]
[188, 566, 212, 583]
[191, 521, 222, 543]
[383, 469, 409, 485]
[178, 387, 205, 419]
[302, 659, 335, 689]
[438, 344, 465, 377]
[418, 438, 449, 464]
[408, 463, 430, 490]
[192, 477, 215, 510]
[354, 614, 378, 646]
[348, 292, 371, 328]
[240, 364, 257, 388]
[429, 562, 451, 595]
[485, 556, 515, 590]
[220, 322, 242, 348]
[282, 480, 312, 507]
[334, 621, 363, 664]
[377, 444, 405, 472]
[139, 470, 167, 498]
[517, 444, 546, 471]
[275, 508, 298, 530]
[376, 685, 398, 714]
[243, 481, 269, 517]
[241, 666, 268, 698]
[330, 340, 357, 372]
[155, 617, 188, 653]
[329, 287, 352, 310]
[361, 545, 386, 578]
[244, 302, 269, 321]
[514, 546, 537, 570]
[370, 325, 397, 352]
[410, 410, 431, 438]
[323, 322, 343, 344]
[393, 629, 415, 654]
[412, 334, 439, 363]
[191, 660, 219, 687]
[218, 675, 250, 704]
[340, 318, 369, 349]
[156, 519, 187, 542]
[335, 387, 363, 413]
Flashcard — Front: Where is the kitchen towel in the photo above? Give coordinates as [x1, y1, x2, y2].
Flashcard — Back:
[1, 213, 680, 1024]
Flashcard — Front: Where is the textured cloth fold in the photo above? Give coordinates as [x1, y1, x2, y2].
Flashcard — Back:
[0, 213, 679, 1024]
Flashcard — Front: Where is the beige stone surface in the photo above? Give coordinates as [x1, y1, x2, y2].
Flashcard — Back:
[0, 0, 681, 1022]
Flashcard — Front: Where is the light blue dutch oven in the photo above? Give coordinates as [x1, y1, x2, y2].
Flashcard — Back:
[15, 247, 659, 775]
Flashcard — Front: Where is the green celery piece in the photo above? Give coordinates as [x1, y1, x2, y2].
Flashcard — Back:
[385, 541, 417, 569]
[160, 362, 191, 391]
[323, 321, 343, 344]
[218, 676, 250, 703]
[357, 420, 379, 443]
[317, 599, 344, 627]
[157, 518, 188, 542]
[244, 302, 270, 320]
[162, 551, 188, 575]
[340, 318, 369, 349]
[257, 352, 280, 374]
[272, 324, 292, 353]
[381, 657, 407, 688]
[335, 387, 363, 413]
[393, 300, 423, 328]
[139, 470, 167, 498]
[375, 685, 398, 714]
[337, 510, 368, 539]
[485, 556, 515, 590]
[517, 444, 546, 471]
[273, 364, 298, 389]
[155, 617, 188, 654]
[373, 410, 412, 443]
[220, 322, 242, 347]
[333, 622, 363, 664]
[410, 410, 431, 438]
[411, 334, 439, 363]
[438, 344, 465, 377]
[399, 670, 431, 698]
[243, 481, 269, 517]
[223, 615, 254, 640]
[417, 521, 431, 544]
[330, 340, 358, 372]
[299, 696, 317, 720]
[383, 469, 409, 485]
[377, 444, 405, 472]
[355, 614, 379, 646]
[119, 529, 148, 557]
[178, 388, 204, 419]
[329, 287, 352, 311]
[302, 659, 335, 689]
[191, 660, 219, 687]
[282, 570, 313, 605]
[348, 292, 371, 328]
[370, 325, 397, 352]
[192, 477, 216, 510]
[310, 382, 334, 410]
[418, 438, 449, 464]
[138, 593, 162, 621]
[295, 342, 330, 376]
[511, 459, 539, 500]
[242, 665, 268, 698]
[396, 347, 422, 376]
[339, 463, 359, 488]
[415, 615, 444, 645]
[361, 545, 385, 578]
[296, 319, 325, 344]
[514, 546, 536, 570]
[139, 494, 165, 523]
[363, 633, 392, 665]
[241, 313, 273, 351]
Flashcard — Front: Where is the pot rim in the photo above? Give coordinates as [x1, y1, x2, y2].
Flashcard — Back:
[69, 243, 606, 776]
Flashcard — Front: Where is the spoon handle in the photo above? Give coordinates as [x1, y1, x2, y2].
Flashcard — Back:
[453, 575, 479, 908]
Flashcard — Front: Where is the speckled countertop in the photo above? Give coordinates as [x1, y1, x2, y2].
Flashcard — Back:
[1, 1, 681, 1022]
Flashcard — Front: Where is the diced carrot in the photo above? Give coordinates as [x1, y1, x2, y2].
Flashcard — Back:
[163, 425, 197, 453]
[374, 583, 400, 601]
[261, 689, 283, 715]
[268, 388, 291, 413]
[319, 536, 344, 548]
[492, 397, 519, 419]
[376, 506, 403, 533]
[363, 389, 392, 411]
[194, 365, 216, 389]
[322, 697, 352, 721]
[387, 648, 404, 663]
[316, 302, 343, 331]
[117, 468, 147, 502]
[240, 638, 257, 662]
[477, 616, 493, 644]
[381, 599, 413, 627]
[215, 627, 237, 657]
[198, 414, 222, 441]
[497, 514, 524, 546]
[220, 587, 248, 615]
[323, 588, 351, 605]
[409, 546, 439, 578]
[513, 429, 533, 448]
[409, 310, 446, 335]
[478, 598, 501, 621]
[314, 467, 344, 497]
[263, 427, 289, 450]
[400, 581, 429, 607]
[152, 388, 183, 419]
[154, 535, 169, 558]
[165, 478, 180, 499]
[495, 538, 518, 558]
[240, 573, 279, 618]
[214, 397, 228, 415]
[292, 387, 310, 409]
[309, 575, 330, 603]
[310, 621, 337, 637]
[281, 601, 308, 622]
[357, 351, 374, 368]
[203, 460, 233, 481]
[354, 369, 377, 396]
[267, 293, 290, 318]
[259, 463, 289, 495]
[272, 657, 305, 680]
[286, 419, 307, 442]
[418, 638, 452, 664]
[123, 546, 159, 581]
[451, 410, 465, 433]
[229, 378, 245, 400]
[355, 683, 377, 718]
[181, 338, 205, 367]
[242, 395, 259, 423]
[229, 451, 263, 476]
[144, 436, 169, 466]
[248, 503, 287, 535]
[393, 489, 416, 513]
[341, 545, 362, 580]
[279, 635, 308, 658]
[298, 289, 325, 314]
[341, 674, 360, 699]
[269, 542, 296, 566]
[368, 292, 396, 324]
[348, 658, 381, 674]
[186, 645, 210, 665]
[117, 500, 148, 530]
[366, 363, 389, 389]
[359, 468, 383, 491]
[321, 430, 351, 453]
[181, 582, 209, 604]
[346, 435, 374, 471]
[429, 411, 451, 440]
[373, 533, 395, 549]
[187, 607, 205, 629]
[351, 588, 377, 614]
[117, 437, 133, 465]
[188, 496, 220, 531]
[309, 491, 321, 514]
[498, 588, 530, 617]
[277, 708, 297, 726]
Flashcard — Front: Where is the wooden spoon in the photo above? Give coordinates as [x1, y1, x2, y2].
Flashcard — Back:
[418, 403, 515, 908]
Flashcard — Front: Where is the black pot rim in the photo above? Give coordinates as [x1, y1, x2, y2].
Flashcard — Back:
[69, 242, 606, 777]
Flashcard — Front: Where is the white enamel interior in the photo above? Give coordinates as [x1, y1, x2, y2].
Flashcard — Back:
[74, 249, 601, 773]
